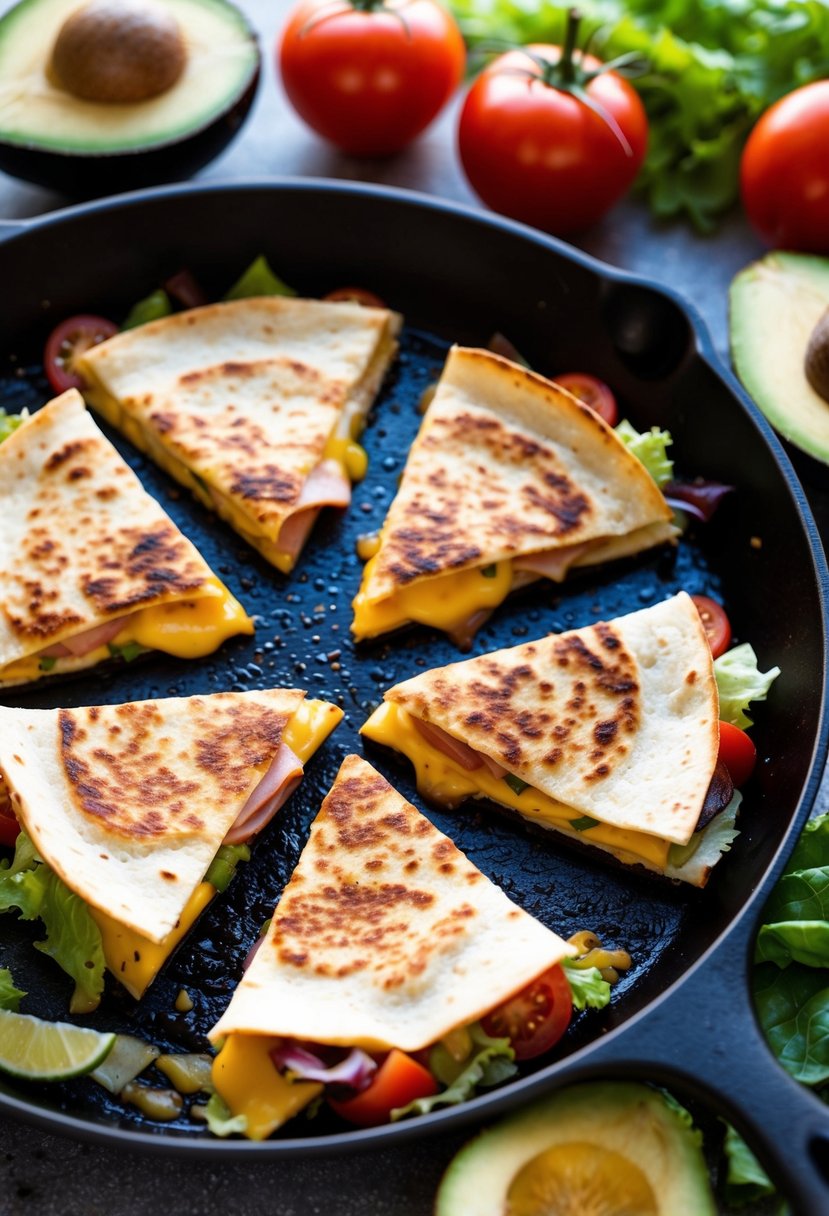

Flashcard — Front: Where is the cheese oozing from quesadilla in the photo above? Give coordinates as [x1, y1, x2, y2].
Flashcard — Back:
[0, 389, 252, 688]
[78, 296, 402, 572]
[361, 594, 733, 888]
[208, 755, 575, 1139]
[0, 691, 342, 1002]
[352, 346, 676, 644]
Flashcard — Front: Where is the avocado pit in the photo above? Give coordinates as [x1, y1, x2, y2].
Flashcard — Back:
[805, 307, 829, 404]
[49, 0, 187, 104]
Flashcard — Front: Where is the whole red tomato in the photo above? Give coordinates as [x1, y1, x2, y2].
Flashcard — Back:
[458, 37, 647, 236]
[741, 81, 829, 254]
[278, 0, 465, 157]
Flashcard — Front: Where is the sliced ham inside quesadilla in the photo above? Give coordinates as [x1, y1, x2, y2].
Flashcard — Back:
[352, 345, 676, 645]
[0, 388, 252, 688]
[78, 296, 402, 572]
[0, 690, 342, 1007]
[208, 755, 575, 1139]
[362, 593, 739, 887]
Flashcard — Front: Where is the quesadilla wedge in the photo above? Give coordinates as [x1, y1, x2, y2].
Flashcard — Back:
[362, 593, 746, 887]
[208, 755, 579, 1139]
[0, 388, 252, 688]
[0, 689, 342, 1009]
[352, 345, 676, 645]
[78, 296, 402, 572]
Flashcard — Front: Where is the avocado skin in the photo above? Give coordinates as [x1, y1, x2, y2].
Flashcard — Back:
[434, 1081, 716, 1216]
[730, 251, 829, 485]
[0, 66, 259, 196]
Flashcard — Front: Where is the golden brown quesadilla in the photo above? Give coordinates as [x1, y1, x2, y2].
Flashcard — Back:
[208, 755, 576, 1139]
[78, 296, 402, 572]
[352, 346, 676, 645]
[0, 689, 342, 1007]
[0, 388, 252, 688]
[362, 594, 738, 887]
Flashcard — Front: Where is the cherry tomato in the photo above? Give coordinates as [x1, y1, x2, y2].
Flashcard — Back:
[741, 81, 829, 254]
[553, 373, 619, 426]
[278, 0, 465, 157]
[328, 1049, 438, 1126]
[719, 721, 757, 787]
[458, 33, 647, 236]
[44, 314, 118, 394]
[690, 595, 732, 659]
[0, 801, 18, 849]
[323, 287, 386, 308]
[481, 964, 572, 1060]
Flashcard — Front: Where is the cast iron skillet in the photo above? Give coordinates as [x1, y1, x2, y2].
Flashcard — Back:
[0, 181, 827, 1210]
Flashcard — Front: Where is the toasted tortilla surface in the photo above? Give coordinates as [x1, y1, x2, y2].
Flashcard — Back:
[384, 593, 719, 847]
[0, 689, 306, 942]
[209, 755, 574, 1051]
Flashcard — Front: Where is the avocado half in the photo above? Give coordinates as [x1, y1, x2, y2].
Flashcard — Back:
[730, 251, 829, 469]
[434, 1082, 716, 1216]
[0, 0, 260, 194]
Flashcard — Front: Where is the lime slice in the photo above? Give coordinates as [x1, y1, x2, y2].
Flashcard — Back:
[0, 1008, 115, 1081]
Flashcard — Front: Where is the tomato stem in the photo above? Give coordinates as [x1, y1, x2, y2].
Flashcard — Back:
[558, 8, 581, 85]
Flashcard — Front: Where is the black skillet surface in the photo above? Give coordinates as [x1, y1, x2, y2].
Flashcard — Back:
[0, 181, 827, 1210]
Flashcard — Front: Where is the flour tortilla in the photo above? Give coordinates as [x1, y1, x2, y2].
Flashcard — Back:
[0, 389, 234, 683]
[360, 346, 674, 605]
[384, 593, 719, 848]
[0, 689, 306, 943]
[210, 755, 574, 1051]
[79, 296, 402, 548]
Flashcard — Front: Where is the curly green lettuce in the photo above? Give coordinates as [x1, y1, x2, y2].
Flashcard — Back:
[0, 967, 25, 1012]
[714, 643, 780, 729]
[0, 832, 106, 1014]
[614, 419, 674, 487]
[562, 961, 612, 1011]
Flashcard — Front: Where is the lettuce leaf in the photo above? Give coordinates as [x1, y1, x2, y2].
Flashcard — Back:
[0, 831, 105, 1013]
[0, 409, 24, 445]
[714, 643, 780, 729]
[614, 419, 674, 487]
[0, 967, 25, 1011]
[721, 1121, 777, 1206]
[391, 1024, 516, 1120]
[224, 256, 296, 301]
[204, 1092, 248, 1138]
[562, 962, 612, 1011]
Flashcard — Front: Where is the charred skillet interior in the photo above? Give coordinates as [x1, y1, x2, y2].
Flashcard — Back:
[0, 184, 825, 1176]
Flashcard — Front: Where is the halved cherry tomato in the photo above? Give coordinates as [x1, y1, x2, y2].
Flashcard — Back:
[0, 801, 19, 848]
[44, 314, 118, 393]
[718, 721, 757, 787]
[481, 964, 572, 1061]
[323, 287, 386, 308]
[328, 1048, 437, 1126]
[553, 373, 619, 426]
[691, 595, 732, 659]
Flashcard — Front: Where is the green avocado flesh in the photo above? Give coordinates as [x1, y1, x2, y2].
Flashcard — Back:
[0, 0, 257, 153]
[730, 251, 829, 465]
[434, 1082, 716, 1216]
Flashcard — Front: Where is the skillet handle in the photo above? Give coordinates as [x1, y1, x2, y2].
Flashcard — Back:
[574, 921, 829, 1215]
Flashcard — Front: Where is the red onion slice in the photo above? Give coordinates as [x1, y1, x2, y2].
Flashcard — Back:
[664, 480, 734, 523]
[270, 1043, 377, 1090]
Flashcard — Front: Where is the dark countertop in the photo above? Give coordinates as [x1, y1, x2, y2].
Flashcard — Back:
[0, 2, 826, 1213]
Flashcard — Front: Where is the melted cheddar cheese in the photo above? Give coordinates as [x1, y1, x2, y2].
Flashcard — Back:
[212, 1035, 322, 1140]
[88, 698, 342, 1000]
[352, 559, 514, 639]
[0, 579, 252, 684]
[361, 702, 671, 870]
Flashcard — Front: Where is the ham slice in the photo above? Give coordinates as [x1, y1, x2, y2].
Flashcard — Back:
[412, 717, 484, 772]
[513, 543, 592, 582]
[223, 743, 304, 845]
[277, 459, 352, 560]
[38, 614, 136, 659]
